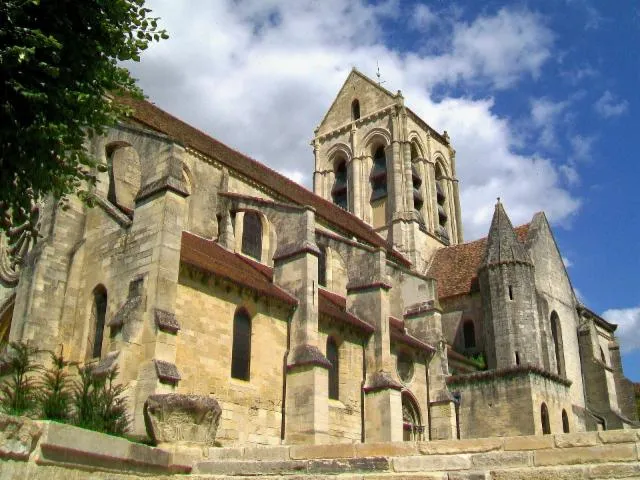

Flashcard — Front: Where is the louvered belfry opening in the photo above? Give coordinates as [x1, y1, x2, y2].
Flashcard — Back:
[370, 146, 388, 201]
[332, 160, 348, 210]
[410, 143, 423, 216]
[435, 164, 448, 241]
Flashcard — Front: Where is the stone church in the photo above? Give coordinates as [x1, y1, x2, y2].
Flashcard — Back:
[0, 69, 636, 445]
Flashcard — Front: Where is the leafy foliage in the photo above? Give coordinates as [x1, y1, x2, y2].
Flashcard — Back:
[38, 347, 75, 421]
[0, 342, 41, 415]
[468, 351, 487, 370]
[73, 365, 129, 435]
[0, 0, 167, 232]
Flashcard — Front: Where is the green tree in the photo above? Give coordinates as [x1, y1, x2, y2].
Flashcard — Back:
[0, 0, 167, 231]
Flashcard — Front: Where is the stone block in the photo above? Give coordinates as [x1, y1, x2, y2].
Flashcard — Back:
[290, 442, 355, 459]
[471, 451, 532, 468]
[489, 466, 587, 480]
[243, 445, 290, 461]
[306, 456, 390, 474]
[193, 459, 307, 475]
[204, 446, 244, 461]
[393, 454, 472, 472]
[0, 413, 43, 461]
[597, 430, 638, 444]
[419, 438, 503, 455]
[355, 441, 417, 457]
[588, 463, 640, 478]
[503, 435, 554, 451]
[554, 432, 598, 448]
[534, 444, 636, 466]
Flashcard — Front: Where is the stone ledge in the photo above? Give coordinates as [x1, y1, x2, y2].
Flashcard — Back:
[534, 443, 637, 466]
[34, 421, 190, 474]
[554, 431, 598, 448]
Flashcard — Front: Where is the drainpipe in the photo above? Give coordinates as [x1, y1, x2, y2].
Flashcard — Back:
[425, 351, 432, 441]
[361, 337, 367, 443]
[281, 308, 293, 442]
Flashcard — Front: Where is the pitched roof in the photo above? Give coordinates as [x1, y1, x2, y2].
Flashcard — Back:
[180, 232, 297, 306]
[428, 224, 530, 300]
[116, 96, 409, 267]
[318, 288, 374, 334]
[482, 201, 532, 267]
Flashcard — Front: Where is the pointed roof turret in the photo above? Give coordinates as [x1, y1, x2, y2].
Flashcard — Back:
[481, 199, 532, 267]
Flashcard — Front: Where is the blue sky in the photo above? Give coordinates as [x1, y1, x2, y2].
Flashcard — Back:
[128, 0, 639, 380]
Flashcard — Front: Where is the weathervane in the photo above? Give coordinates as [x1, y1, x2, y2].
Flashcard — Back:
[376, 61, 385, 86]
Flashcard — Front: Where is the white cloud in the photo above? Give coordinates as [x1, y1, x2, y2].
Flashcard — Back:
[530, 97, 569, 148]
[561, 256, 573, 268]
[127, 1, 578, 240]
[570, 134, 596, 162]
[410, 4, 437, 31]
[602, 307, 640, 353]
[595, 91, 629, 118]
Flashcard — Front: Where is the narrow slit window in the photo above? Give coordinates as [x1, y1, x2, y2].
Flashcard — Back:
[508, 285, 513, 300]
[541, 403, 551, 435]
[515, 351, 520, 365]
[351, 99, 360, 120]
[562, 409, 570, 433]
[463, 320, 476, 349]
[92, 286, 108, 359]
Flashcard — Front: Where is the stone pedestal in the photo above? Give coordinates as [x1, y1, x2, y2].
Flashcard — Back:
[143, 394, 221, 448]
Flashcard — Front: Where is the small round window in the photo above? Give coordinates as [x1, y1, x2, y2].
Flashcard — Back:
[397, 351, 415, 383]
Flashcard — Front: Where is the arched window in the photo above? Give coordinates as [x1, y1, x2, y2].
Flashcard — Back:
[541, 403, 551, 435]
[351, 99, 360, 120]
[402, 392, 423, 441]
[550, 311, 564, 376]
[562, 409, 570, 433]
[91, 286, 108, 359]
[231, 309, 251, 380]
[332, 160, 348, 210]
[435, 163, 448, 241]
[410, 143, 424, 215]
[241, 212, 262, 261]
[327, 337, 339, 400]
[463, 320, 476, 349]
[318, 246, 327, 287]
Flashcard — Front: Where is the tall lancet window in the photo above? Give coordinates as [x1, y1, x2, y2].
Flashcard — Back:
[90, 285, 108, 359]
[332, 160, 348, 210]
[241, 212, 262, 261]
[410, 143, 424, 217]
[435, 163, 448, 241]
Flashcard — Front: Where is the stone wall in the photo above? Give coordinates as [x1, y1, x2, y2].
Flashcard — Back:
[174, 269, 291, 446]
[1, 413, 638, 479]
[450, 370, 573, 439]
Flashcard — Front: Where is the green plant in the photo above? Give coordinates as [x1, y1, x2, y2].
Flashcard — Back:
[38, 347, 75, 422]
[73, 365, 129, 435]
[0, 342, 41, 415]
[469, 352, 487, 370]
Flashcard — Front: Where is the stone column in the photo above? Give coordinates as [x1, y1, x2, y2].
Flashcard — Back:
[347, 248, 402, 442]
[273, 208, 329, 444]
[351, 157, 362, 219]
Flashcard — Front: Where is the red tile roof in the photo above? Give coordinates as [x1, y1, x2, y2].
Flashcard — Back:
[180, 232, 297, 306]
[428, 225, 530, 300]
[318, 288, 374, 334]
[117, 96, 409, 266]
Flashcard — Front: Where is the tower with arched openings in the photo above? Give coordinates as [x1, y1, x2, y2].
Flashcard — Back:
[312, 68, 463, 270]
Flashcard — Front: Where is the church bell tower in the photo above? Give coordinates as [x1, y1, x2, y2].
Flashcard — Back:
[312, 68, 464, 269]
